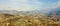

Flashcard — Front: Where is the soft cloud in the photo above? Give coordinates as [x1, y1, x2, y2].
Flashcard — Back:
[51, 1, 60, 9]
[38, 1, 60, 13]
[0, 0, 43, 11]
[57, 1, 60, 6]
[0, 0, 59, 11]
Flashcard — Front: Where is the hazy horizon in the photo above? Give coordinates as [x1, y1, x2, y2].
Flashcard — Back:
[0, 0, 60, 11]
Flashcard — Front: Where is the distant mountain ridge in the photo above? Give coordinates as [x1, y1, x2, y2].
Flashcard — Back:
[48, 7, 60, 16]
[0, 10, 18, 14]
[0, 7, 60, 16]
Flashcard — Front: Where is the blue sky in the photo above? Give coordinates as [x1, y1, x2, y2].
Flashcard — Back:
[0, 0, 60, 11]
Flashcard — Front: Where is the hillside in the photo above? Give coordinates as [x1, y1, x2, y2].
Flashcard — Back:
[0, 13, 60, 26]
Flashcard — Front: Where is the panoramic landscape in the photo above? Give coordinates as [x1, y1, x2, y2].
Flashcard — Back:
[0, 10, 60, 26]
[0, 0, 60, 26]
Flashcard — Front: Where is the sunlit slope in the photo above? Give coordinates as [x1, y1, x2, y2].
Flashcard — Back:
[0, 13, 60, 26]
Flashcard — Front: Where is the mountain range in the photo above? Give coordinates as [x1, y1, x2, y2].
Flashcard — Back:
[0, 7, 60, 16]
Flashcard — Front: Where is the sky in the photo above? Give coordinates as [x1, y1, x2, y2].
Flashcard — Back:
[0, 0, 60, 11]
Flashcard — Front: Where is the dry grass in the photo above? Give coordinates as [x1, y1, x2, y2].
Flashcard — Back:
[0, 13, 60, 26]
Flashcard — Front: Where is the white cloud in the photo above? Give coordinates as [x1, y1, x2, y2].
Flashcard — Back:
[0, 0, 43, 11]
[37, 1, 60, 13]
[51, 1, 60, 9]
[57, 1, 60, 6]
